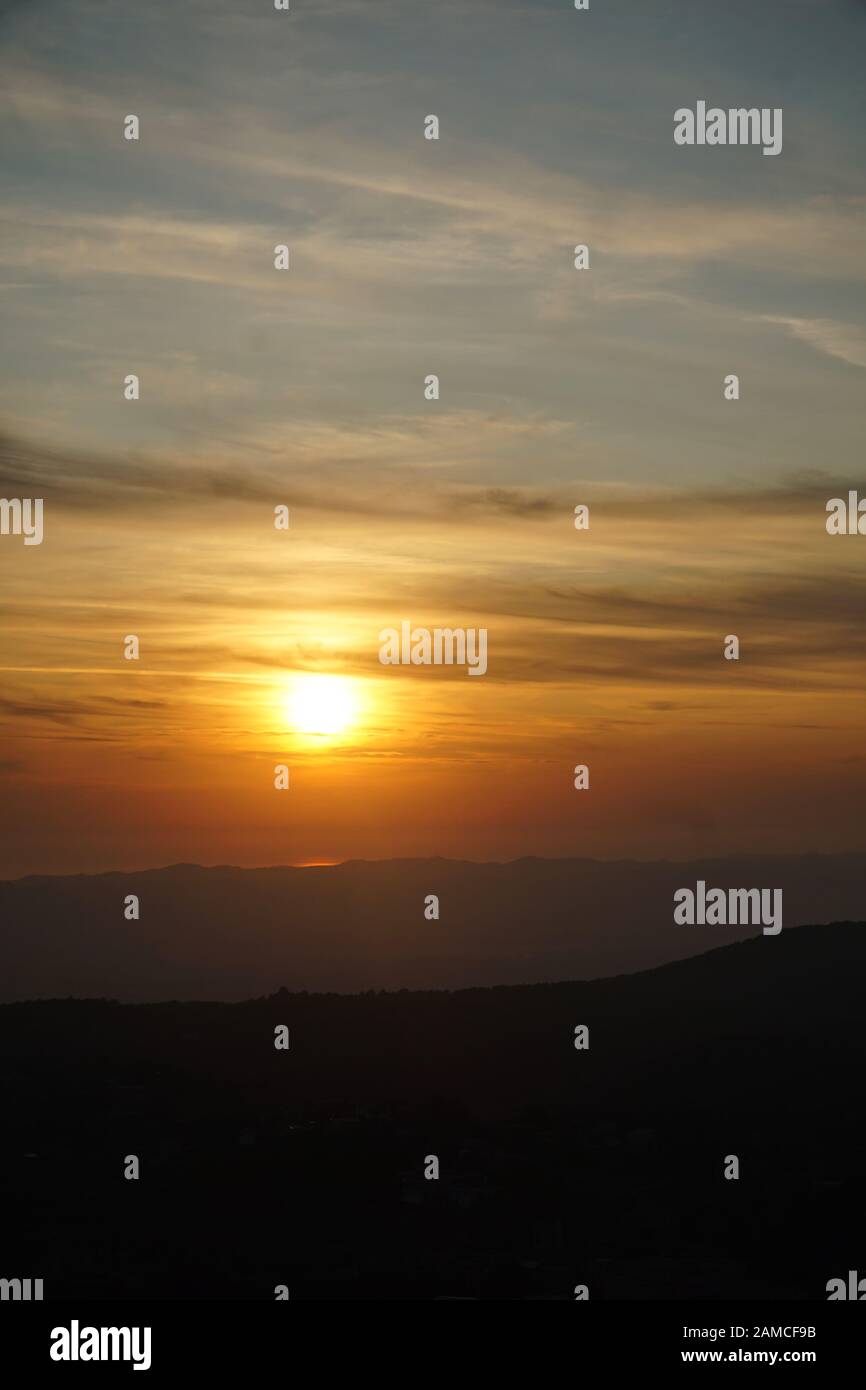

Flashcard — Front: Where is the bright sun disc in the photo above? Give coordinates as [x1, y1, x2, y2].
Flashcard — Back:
[287, 674, 357, 736]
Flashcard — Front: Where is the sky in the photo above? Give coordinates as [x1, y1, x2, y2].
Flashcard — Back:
[1, 0, 865, 876]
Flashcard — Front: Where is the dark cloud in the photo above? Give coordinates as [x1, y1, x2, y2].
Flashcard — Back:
[0, 695, 83, 725]
[0, 426, 851, 526]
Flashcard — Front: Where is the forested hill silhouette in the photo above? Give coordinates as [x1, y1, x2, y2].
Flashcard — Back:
[1, 854, 865, 1002]
[1, 920, 861, 1109]
[2, 923, 864, 1298]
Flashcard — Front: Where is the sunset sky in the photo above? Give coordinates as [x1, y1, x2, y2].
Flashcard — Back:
[1, 0, 865, 876]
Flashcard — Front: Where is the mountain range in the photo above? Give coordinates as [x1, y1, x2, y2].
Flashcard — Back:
[1, 853, 864, 1001]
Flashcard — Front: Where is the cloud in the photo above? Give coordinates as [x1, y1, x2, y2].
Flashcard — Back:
[0, 424, 853, 526]
[757, 315, 866, 368]
[0, 694, 84, 726]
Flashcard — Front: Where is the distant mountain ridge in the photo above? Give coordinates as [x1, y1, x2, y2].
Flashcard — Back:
[1, 853, 864, 1002]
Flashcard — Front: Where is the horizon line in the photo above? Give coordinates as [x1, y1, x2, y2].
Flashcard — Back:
[3, 847, 866, 885]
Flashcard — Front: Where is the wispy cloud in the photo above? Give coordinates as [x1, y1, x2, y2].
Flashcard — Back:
[757, 315, 866, 368]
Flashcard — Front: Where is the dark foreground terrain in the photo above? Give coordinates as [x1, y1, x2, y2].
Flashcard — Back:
[1, 922, 864, 1300]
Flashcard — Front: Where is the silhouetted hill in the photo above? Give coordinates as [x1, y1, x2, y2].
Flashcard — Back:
[1, 923, 863, 1298]
[1, 853, 865, 1001]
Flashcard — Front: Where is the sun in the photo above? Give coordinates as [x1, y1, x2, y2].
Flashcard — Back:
[286, 674, 358, 737]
